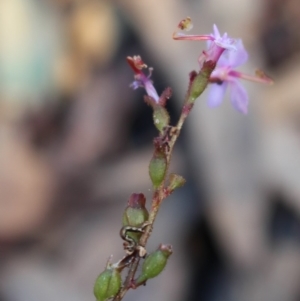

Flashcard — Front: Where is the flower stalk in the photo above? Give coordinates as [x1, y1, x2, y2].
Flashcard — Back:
[93, 17, 273, 301]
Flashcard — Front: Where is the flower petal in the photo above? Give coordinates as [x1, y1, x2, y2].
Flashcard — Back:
[130, 80, 140, 90]
[144, 79, 159, 103]
[207, 82, 228, 107]
[229, 80, 248, 114]
[212, 24, 221, 39]
[229, 39, 248, 67]
[217, 39, 248, 68]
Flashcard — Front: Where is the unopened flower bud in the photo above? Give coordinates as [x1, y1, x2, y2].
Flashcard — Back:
[187, 61, 215, 105]
[122, 193, 149, 241]
[149, 150, 167, 188]
[153, 105, 170, 132]
[135, 244, 173, 285]
[94, 268, 121, 301]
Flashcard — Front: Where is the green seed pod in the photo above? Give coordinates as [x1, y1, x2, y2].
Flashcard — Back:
[149, 150, 167, 188]
[168, 173, 186, 193]
[136, 244, 173, 285]
[153, 105, 170, 132]
[94, 268, 121, 301]
[122, 193, 149, 242]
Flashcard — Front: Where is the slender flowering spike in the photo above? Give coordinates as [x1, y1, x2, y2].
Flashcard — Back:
[127, 56, 160, 103]
[207, 39, 273, 114]
[173, 19, 236, 66]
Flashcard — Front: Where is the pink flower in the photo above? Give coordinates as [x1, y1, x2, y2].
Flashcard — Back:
[208, 40, 273, 114]
[127, 56, 159, 103]
[173, 23, 236, 66]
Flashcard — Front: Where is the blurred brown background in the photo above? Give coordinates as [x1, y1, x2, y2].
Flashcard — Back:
[0, 0, 300, 301]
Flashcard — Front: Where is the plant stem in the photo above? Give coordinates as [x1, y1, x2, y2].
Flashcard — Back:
[113, 105, 191, 301]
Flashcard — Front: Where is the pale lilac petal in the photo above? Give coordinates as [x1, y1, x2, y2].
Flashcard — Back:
[227, 39, 248, 67]
[212, 24, 221, 39]
[214, 34, 236, 51]
[129, 72, 159, 103]
[217, 49, 231, 67]
[207, 82, 228, 107]
[229, 80, 248, 114]
[210, 66, 227, 80]
[130, 80, 140, 90]
[217, 39, 248, 68]
[215, 39, 236, 51]
[211, 25, 236, 51]
[144, 80, 159, 103]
